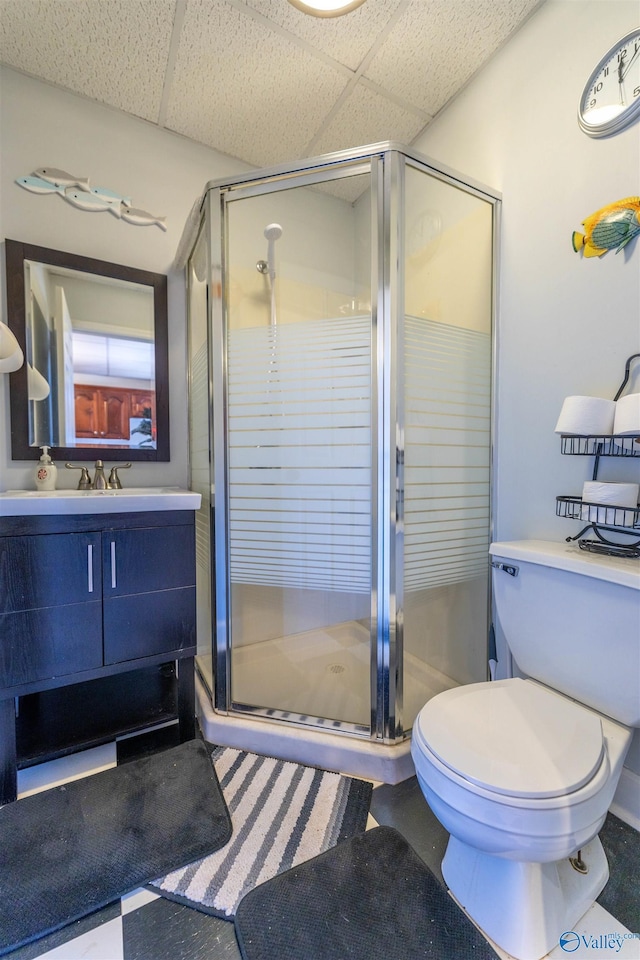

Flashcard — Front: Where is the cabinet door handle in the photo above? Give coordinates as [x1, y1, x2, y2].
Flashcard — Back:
[111, 540, 117, 589]
[87, 543, 94, 593]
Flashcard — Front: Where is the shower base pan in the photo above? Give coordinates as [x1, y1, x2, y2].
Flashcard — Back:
[195, 675, 414, 785]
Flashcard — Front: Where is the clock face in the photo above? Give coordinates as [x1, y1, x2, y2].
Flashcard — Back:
[579, 29, 640, 137]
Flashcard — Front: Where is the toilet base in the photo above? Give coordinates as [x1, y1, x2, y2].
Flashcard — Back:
[442, 833, 609, 960]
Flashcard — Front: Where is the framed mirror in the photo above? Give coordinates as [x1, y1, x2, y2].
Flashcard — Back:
[5, 239, 169, 462]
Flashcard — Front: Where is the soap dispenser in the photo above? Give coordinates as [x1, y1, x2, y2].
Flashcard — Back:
[35, 446, 57, 491]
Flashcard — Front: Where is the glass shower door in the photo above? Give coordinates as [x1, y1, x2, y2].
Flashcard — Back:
[223, 173, 374, 731]
[400, 163, 494, 732]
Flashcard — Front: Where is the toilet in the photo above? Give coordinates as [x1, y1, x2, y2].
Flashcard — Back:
[411, 540, 640, 960]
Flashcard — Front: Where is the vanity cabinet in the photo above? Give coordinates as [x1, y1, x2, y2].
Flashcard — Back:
[102, 524, 195, 663]
[0, 510, 197, 804]
[0, 531, 102, 687]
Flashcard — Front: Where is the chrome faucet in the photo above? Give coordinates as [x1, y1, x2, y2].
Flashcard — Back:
[65, 461, 132, 490]
[65, 464, 92, 490]
[107, 463, 132, 489]
[92, 460, 107, 490]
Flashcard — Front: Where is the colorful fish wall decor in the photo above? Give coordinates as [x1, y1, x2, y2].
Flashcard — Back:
[15, 168, 166, 230]
[572, 197, 640, 258]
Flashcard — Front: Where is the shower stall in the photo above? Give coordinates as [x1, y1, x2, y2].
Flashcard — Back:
[186, 143, 498, 781]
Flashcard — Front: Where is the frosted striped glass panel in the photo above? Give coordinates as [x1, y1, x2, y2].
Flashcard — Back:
[227, 316, 371, 594]
[403, 316, 491, 591]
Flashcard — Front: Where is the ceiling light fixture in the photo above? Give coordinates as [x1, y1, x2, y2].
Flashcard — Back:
[287, 0, 367, 17]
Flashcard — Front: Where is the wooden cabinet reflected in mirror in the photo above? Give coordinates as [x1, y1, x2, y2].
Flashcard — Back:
[74, 385, 156, 443]
[4, 240, 169, 462]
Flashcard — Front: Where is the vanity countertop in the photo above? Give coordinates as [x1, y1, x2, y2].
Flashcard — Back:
[0, 488, 202, 516]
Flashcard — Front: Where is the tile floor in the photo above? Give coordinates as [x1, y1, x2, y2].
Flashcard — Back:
[6, 725, 640, 960]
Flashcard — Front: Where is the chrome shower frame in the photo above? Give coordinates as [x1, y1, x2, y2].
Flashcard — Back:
[190, 141, 501, 748]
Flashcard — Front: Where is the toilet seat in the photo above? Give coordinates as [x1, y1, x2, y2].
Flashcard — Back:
[415, 678, 604, 799]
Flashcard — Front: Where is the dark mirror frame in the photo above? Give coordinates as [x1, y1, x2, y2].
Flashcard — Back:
[4, 239, 170, 462]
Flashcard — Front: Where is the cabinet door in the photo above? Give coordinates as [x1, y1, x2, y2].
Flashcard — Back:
[74, 387, 100, 438]
[101, 388, 130, 439]
[73, 386, 131, 439]
[130, 390, 155, 420]
[103, 525, 196, 664]
[0, 533, 102, 687]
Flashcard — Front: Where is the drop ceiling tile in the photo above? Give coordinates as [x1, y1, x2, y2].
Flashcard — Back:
[309, 79, 428, 158]
[0, 0, 173, 121]
[364, 0, 541, 115]
[243, 0, 405, 71]
[165, 0, 350, 168]
[312, 175, 371, 204]
[0, 0, 545, 177]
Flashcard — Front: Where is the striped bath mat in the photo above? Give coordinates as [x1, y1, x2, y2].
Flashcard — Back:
[148, 745, 373, 919]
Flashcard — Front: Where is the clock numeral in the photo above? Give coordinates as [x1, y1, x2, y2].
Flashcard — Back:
[617, 47, 628, 62]
[603, 66, 609, 77]
[592, 82, 603, 95]
[634, 86, 640, 99]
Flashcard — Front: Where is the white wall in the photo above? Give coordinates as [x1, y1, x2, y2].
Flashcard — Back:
[0, 68, 368, 489]
[413, 0, 640, 795]
[0, 67, 247, 490]
[414, 0, 640, 543]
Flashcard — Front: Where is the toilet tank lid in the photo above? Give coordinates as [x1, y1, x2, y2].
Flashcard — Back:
[490, 540, 640, 590]
[415, 679, 605, 799]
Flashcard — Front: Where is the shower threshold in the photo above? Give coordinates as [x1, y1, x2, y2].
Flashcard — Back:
[195, 674, 414, 785]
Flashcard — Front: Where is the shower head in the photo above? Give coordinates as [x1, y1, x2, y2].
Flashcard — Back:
[264, 223, 283, 241]
[263, 223, 283, 286]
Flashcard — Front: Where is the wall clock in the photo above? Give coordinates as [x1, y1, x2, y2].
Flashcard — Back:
[578, 29, 640, 137]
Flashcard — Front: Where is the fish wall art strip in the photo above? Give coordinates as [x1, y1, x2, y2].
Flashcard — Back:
[572, 197, 640, 258]
[15, 167, 166, 230]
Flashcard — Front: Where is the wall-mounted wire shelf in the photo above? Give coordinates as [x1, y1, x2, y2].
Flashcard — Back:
[557, 353, 640, 559]
[578, 536, 640, 559]
[560, 435, 640, 457]
[556, 495, 640, 529]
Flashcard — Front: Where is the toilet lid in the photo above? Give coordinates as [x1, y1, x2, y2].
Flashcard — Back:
[415, 679, 604, 799]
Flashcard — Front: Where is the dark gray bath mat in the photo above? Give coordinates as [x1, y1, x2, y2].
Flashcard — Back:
[234, 825, 499, 960]
[597, 812, 640, 932]
[0, 739, 232, 956]
[150, 746, 373, 918]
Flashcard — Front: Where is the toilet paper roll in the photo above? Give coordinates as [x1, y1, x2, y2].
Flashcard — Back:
[581, 480, 639, 526]
[554, 396, 616, 435]
[613, 393, 640, 436]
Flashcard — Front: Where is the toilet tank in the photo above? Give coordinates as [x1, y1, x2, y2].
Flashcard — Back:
[490, 540, 640, 727]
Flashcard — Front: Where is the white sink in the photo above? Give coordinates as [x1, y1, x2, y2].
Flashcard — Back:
[0, 487, 202, 516]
